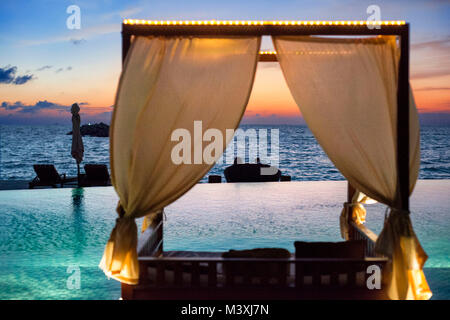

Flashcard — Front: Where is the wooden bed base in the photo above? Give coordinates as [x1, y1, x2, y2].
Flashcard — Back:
[122, 256, 387, 300]
[123, 216, 388, 300]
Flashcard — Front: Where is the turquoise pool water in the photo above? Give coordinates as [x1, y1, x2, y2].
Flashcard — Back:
[0, 180, 448, 299]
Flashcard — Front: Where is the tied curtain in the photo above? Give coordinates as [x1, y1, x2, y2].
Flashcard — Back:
[340, 191, 376, 240]
[100, 36, 260, 284]
[274, 35, 431, 300]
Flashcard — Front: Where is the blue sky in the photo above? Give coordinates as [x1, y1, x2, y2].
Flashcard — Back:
[0, 0, 449, 124]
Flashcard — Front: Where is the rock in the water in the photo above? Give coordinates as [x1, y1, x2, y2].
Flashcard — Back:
[67, 122, 110, 137]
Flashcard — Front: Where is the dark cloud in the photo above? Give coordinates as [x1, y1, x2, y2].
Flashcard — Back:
[1, 101, 23, 110]
[0, 100, 69, 114]
[70, 38, 86, 45]
[0, 100, 111, 125]
[55, 66, 72, 73]
[0, 66, 18, 84]
[0, 66, 35, 85]
[37, 65, 52, 71]
[0, 101, 93, 115]
[13, 75, 34, 85]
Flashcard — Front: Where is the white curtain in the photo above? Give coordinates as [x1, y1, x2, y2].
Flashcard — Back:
[274, 35, 431, 300]
[100, 36, 260, 284]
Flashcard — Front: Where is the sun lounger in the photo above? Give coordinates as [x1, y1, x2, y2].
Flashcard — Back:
[29, 164, 77, 189]
[79, 164, 111, 187]
[208, 175, 222, 183]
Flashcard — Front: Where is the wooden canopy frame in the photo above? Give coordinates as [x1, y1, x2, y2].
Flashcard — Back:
[121, 19, 411, 213]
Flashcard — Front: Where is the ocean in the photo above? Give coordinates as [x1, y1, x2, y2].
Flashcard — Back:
[0, 124, 448, 300]
[1, 124, 449, 181]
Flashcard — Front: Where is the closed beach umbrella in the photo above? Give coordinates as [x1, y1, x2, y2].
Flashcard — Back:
[71, 103, 84, 177]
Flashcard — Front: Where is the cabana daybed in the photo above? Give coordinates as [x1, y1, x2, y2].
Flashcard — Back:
[99, 20, 432, 300]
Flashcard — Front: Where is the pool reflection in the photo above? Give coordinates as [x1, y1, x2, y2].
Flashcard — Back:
[71, 187, 86, 256]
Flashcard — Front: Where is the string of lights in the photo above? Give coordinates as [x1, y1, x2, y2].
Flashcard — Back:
[123, 20, 406, 26]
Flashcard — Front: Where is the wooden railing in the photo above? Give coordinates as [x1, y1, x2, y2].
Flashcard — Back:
[137, 220, 163, 257]
[122, 256, 387, 299]
[349, 221, 379, 257]
[138, 256, 387, 287]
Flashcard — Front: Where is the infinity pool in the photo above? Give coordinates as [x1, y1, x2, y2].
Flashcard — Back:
[0, 180, 448, 299]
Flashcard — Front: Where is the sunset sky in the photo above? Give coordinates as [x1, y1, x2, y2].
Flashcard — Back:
[0, 0, 449, 125]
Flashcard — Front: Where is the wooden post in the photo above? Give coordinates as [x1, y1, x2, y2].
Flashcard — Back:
[147, 210, 164, 256]
[347, 182, 356, 203]
[121, 283, 134, 300]
[397, 25, 410, 212]
[157, 211, 163, 255]
[347, 182, 356, 240]
[122, 32, 131, 66]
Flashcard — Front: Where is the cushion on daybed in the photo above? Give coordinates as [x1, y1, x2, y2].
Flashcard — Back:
[160, 251, 221, 274]
[294, 240, 366, 259]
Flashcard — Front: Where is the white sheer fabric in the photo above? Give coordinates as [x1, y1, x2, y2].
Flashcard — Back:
[100, 36, 260, 284]
[274, 35, 431, 300]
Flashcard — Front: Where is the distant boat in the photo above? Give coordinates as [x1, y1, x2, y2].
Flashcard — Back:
[224, 158, 285, 182]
